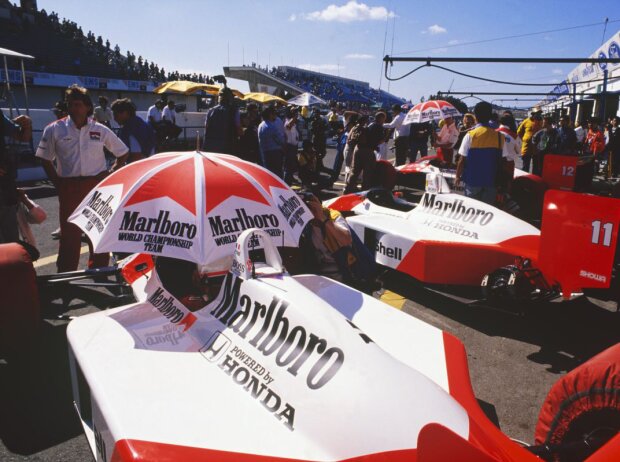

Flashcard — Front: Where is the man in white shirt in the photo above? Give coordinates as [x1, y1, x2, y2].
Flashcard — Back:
[574, 121, 587, 154]
[147, 99, 165, 151]
[93, 96, 113, 127]
[497, 112, 522, 192]
[434, 116, 459, 163]
[36, 85, 128, 271]
[284, 108, 300, 185]
[383, 104, 410, 165]
[161, 100, 181, 141]
[147, 100, 164, 126]
[162, 100, 176, 124]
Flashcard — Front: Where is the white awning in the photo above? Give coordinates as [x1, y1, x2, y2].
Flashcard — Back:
[0, 47, 34, 60]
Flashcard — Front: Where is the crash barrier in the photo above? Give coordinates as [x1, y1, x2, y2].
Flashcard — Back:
[0, 243, 40, 353]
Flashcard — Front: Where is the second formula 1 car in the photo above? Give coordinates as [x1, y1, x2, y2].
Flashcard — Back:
[326, 187, 620, 305]
[325, 189, 540, 286]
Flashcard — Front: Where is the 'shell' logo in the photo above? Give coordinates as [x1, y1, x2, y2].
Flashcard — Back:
[375, 241, 403, 260]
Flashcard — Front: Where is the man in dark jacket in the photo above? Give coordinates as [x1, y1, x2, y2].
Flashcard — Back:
[343, 112, 385, 193]
[0, 110, 32, 243]
[556, 114, 578, 155]
[112, 98, 156, 163]
[309, 109, 327, 159]
[203, 87, 241, 154]
[607, 116, 620, 177]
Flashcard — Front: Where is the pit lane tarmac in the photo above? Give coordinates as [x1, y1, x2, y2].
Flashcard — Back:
[1, 147, 619, 461]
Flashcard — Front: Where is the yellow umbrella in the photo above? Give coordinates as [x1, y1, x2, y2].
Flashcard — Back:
[242, 92, 287, 105]
[153, 80, 244, 98]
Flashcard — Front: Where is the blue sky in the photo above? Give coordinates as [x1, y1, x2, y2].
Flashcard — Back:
[38, 0, 620, 107]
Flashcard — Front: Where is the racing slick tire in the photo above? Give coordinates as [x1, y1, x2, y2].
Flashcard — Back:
[0, 243, 40, 355]
[372, 160, 398, 190]
[534, 343, 620, 462]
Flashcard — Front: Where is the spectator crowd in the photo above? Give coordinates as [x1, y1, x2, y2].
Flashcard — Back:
[2, 81, 620, 280]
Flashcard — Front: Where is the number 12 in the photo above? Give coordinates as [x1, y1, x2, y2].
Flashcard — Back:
[562, 166, 575, 176]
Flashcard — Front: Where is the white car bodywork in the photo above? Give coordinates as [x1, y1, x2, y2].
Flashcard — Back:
[67, 229, 533, 461]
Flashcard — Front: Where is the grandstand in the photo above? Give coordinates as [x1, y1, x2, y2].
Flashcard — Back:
[0, 0, 216, 82]
[0, 0, 214, 111]
[226, 64, 406, 108]
[1, 1, 406, 112]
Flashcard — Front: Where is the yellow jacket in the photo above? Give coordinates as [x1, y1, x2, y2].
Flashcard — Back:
[517, 118, 542, 155]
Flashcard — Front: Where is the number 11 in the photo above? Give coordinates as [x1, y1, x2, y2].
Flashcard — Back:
[591, 220, 613, 247]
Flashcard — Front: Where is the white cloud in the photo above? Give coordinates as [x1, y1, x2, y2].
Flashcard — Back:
[299, 63, 345, 72]
[448, 39, 460, 45]
[523, 65, 536, 71]
[427, 24, 447, 35]
[344, 53, 375, 59]
[294, 1, 395, 23]
[552, 68, 564, 75]
[434, 47, 448, 54]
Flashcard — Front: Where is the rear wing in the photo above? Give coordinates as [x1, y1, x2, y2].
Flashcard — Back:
[539, 190, 620, 298]
[542, 154, 578, 190]
[542, 154, 595, 192]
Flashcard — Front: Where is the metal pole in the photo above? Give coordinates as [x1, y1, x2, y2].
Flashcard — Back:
[3, 55, 12, 117]
[20, 58, 30, 116]
[384, 56, 620, 64]
[601, 69, 608, 120]
[438, 91, 594, 96]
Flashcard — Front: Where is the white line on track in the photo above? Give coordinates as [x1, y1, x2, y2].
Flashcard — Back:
[34, 245, 89, 268]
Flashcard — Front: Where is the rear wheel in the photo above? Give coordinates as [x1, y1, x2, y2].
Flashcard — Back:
[481, 265, 537, 313]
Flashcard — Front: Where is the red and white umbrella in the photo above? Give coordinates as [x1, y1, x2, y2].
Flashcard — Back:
[69, 151, 312, 274]
[403, 100, 461, 125]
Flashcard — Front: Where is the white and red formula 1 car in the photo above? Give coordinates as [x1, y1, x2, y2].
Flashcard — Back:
[325, 188, 620, 305]
[66, 228, 620, 462]
[325, 189, 540, 287]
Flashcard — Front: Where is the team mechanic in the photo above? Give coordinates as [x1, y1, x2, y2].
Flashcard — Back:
[36, 85, 129, 272]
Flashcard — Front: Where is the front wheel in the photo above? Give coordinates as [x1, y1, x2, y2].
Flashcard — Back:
[533, 343, 620, 461]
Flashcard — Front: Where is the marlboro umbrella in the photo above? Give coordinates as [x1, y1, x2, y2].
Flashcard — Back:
[69, 151, 312, 274]
[403, 100, 461, 125]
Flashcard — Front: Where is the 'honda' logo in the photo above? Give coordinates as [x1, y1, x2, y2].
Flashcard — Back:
[200, 331, 231, 362]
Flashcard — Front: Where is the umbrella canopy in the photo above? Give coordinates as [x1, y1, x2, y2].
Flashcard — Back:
[153, 81, 244, 98]
[286, 92, 327, 107]
[69, 151, 312, 274]
[242, 92, 288, 105]
[403, 100, 461, 125]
